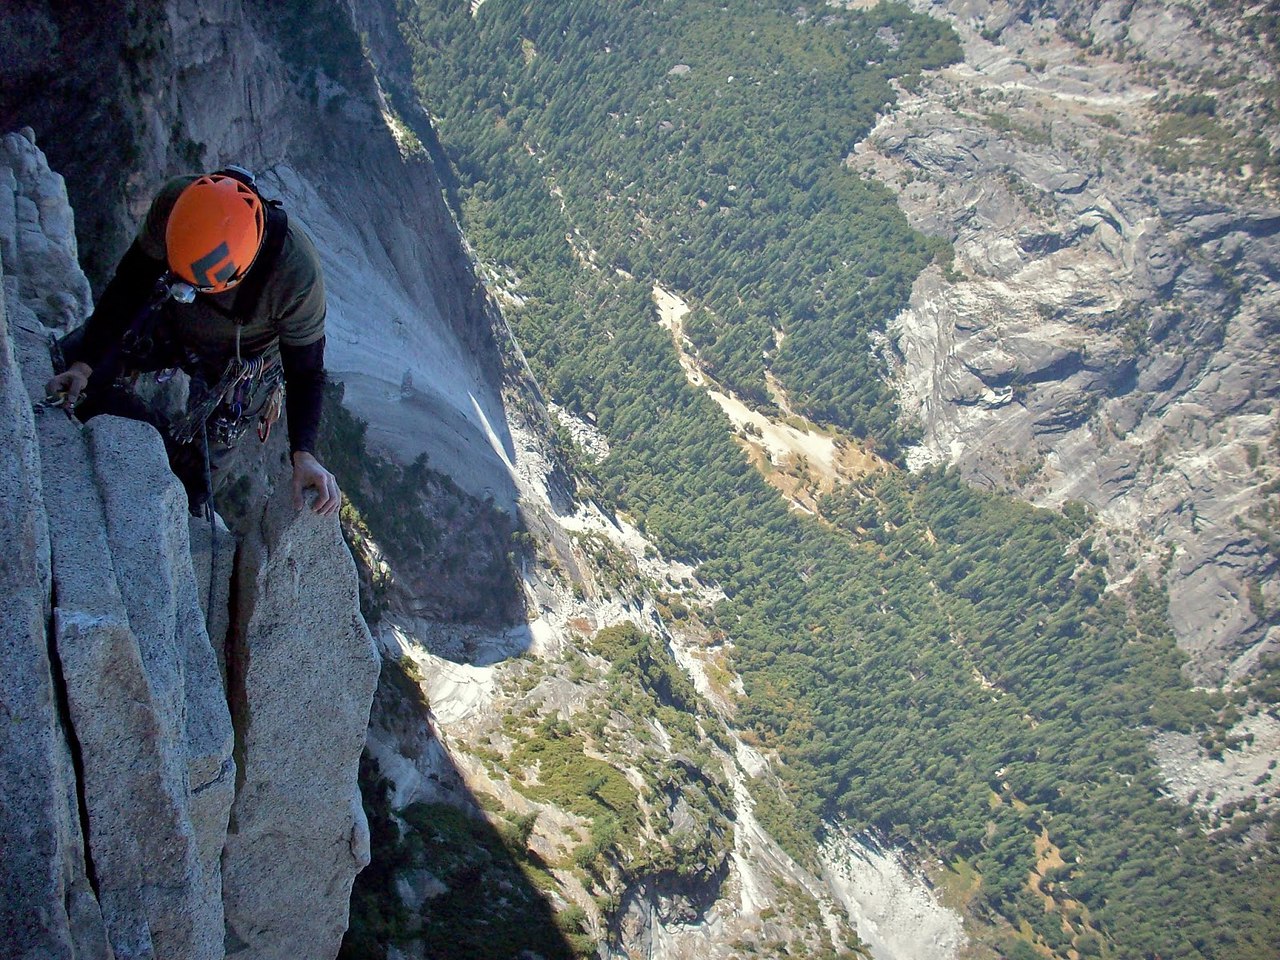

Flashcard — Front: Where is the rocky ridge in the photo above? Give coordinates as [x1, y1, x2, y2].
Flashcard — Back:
[0, 131, 379, 960]
[850, 0, 1280, 686]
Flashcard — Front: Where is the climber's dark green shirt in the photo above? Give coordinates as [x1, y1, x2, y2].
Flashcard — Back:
[78, 175, 328, 454]
[136, 176, 326, 359]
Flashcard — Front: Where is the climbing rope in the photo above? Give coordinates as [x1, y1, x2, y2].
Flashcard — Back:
[200, 417, 216, 639]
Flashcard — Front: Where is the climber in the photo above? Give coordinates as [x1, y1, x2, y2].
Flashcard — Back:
[44, 167, 340, 517]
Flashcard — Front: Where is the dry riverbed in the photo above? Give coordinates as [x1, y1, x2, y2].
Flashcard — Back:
[653, 285, 886, 511]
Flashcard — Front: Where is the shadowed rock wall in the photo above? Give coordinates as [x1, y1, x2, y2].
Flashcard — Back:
[0, 0, 516, 511]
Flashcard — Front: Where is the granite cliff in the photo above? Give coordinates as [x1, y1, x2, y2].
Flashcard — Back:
[10, 2, 1277, 959]
[0, 131, 379, 959]
[852, 0, 1280, 685]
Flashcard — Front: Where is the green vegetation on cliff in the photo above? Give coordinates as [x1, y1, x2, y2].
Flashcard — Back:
[491, 625, 740, 937]
[341, 759, 591, 960]
[395, 0, 1280, 956]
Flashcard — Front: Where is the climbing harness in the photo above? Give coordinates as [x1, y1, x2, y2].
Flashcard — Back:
[165, 166, 290, 451]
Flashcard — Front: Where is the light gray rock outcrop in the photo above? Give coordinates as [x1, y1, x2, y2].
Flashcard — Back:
[0, 182, 112, 960]
[2, 129, 234, 960]
[853, 0, 1280, 681]
[37, 411, 225, 960]
[221, 478, 380, 960]
[85, 414, 237, 946]
[820, 826, 966, 960]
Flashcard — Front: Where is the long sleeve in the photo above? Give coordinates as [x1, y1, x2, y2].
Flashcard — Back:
[279, 336, 326, 454]
[78, 178, 189, 370]
[78, 240, 166, 371]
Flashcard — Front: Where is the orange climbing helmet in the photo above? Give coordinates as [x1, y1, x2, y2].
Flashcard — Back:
[165, 174, 266, 293]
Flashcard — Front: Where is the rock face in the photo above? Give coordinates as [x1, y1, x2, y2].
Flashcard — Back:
[3, 128, 232, 960]
[0, 131, 378, 960]
[0, 134, 110, 960]
[221, 479, 379, 959]
[0, 0, 517, 511]
[819, 827, 965, 960]
[852, 0, 1280, 681]
[4, 1, 503, 953]
[361, 472, 894, 960]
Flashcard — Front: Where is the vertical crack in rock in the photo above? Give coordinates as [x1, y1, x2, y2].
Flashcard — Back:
[1, 127, 111, 960]
[45, 586, 102, 904]
[3, 130, 233, 960]
[225, 536, 257, 812]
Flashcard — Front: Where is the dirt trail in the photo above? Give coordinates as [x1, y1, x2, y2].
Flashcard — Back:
[653, 285, 886, 506]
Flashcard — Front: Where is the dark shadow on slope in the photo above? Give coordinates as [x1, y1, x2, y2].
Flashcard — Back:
[340, 0, 467, 217]
[318, 381, 527, 631]
[340, 674, 589, 960]
[322, 378, 586, 955]
[0, 1, 171, 291]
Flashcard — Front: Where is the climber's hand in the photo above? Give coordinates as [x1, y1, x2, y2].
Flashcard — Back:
[292, 451, 341, 516]
[45, 361, 92, 410]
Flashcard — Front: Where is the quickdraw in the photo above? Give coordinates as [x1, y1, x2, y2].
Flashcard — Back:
[171, 344, 283, 447]
[35, 390, 84, 419]
[258, 381, 285, 442]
